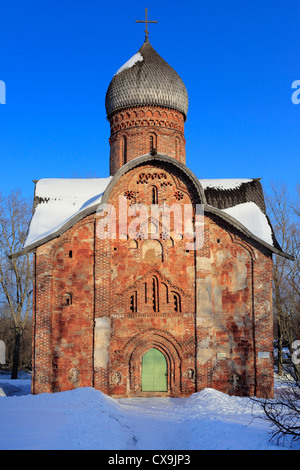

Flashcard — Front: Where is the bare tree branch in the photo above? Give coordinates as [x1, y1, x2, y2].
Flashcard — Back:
[0, 190, 33, 378]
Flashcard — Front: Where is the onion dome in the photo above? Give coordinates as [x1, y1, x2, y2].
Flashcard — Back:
[105, 40, 189, 120]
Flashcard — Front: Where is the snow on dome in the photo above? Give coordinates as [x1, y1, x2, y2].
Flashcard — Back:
[105, 41, 188, 119]
[222, 201, 273, 246]
[24, 177, 112, 248]
[200, 179, 253, 190]
[114, 52, 143, 76]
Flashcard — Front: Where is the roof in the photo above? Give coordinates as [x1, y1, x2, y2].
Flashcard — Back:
[24, 177, 112, 248]
[13, 155, 292, 260]
[105, 41, 189, 119]
[200, 178, 266, 213]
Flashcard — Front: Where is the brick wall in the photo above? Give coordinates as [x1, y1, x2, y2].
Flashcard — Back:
[32, 164, 274, 398]
[105, 162, 197, 396]
[108, 106, 186, 175]
[195, 215, 274, 397]
[32, 218, 95, 393]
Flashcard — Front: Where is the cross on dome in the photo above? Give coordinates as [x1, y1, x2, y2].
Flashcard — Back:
[135, 8, 158, 42]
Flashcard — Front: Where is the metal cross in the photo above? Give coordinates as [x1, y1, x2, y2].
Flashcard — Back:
[135, 8, 157, 42]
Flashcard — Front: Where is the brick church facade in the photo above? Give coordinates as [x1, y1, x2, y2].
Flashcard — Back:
[17, 37, 291, 399]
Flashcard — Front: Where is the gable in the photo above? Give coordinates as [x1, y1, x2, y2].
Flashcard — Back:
[12, 154, 292, 260]
[23, 177, 112, 250]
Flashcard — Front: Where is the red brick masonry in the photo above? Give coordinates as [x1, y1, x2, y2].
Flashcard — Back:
[32, 160, 274, 398]
[108, 106, 186, 175]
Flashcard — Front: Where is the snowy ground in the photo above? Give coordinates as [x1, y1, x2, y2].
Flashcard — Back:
[0, 371, 298, 451]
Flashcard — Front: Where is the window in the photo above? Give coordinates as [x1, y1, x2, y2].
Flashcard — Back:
[152, 276, 159, 312]
[122, 136, 127, 164]
[130, 292, 137, 313]
[149, 134, 157, 154]
[63, 293, 72, 306]
[151, 185, 158, 204]
[172, 292, 181, 312]
[175, 137, 180, 159]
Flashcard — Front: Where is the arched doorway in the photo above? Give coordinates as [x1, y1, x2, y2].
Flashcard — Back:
[141, 348, 167, 392]
[123, 328, 184, 395]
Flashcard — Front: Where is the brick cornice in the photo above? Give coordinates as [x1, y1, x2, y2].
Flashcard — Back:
[108, 105, 185, 135]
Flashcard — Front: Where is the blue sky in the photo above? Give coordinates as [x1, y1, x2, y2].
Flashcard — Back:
[0, 0, 299, 202]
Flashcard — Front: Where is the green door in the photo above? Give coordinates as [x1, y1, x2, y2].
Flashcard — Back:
[141, 348, 167, 392]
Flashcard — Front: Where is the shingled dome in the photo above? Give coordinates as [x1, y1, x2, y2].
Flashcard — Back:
[105, 40, 189, 120]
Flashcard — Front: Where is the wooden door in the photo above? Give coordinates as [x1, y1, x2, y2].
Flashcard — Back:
[141, 348, 167, 392]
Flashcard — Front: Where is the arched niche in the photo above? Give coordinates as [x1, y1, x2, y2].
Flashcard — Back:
[142, 239, 163, 263]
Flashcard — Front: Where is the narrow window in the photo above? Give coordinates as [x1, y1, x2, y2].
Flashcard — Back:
[130, 292, 137, 313]
[69, 250, 72, 258]
[152, 276, 159, 312]
[175, 137, 180, 159]
[162, 282, 169, 304]
[151, 185, 158, 204]
[122, 136, 127, 164]
[150, 135, 154, 153]
[63, 293, 72, 306]
[173, 292, 181, 312]
[149, 134, 157, 154]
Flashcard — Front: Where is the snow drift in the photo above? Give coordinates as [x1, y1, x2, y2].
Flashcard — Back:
[0, 372, 298, 450]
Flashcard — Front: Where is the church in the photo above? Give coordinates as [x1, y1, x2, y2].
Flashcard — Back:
[16, 15, 291, 399]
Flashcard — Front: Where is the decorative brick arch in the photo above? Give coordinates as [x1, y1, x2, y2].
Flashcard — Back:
[123, 328, 183, 395]
[102, 153, 206, 207]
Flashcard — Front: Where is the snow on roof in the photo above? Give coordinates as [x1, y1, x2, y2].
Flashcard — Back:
[221, 201, 273, 246]
[200, 178, 253, 190]
[24, 177, 112, 248]
[23, 176, 274, 252]
[114, 52, 143, 76]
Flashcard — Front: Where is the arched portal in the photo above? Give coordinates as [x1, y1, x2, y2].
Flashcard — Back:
[123, 328, 183, 396]
[141, 348, 167, 392]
